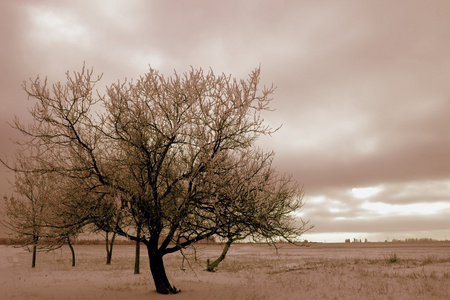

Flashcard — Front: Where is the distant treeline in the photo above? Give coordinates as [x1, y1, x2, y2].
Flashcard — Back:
[345, 237, 446, 243]
[0, 237, 134, 246]
[0, 236, 217, 246]
[389, 238, 444, 243]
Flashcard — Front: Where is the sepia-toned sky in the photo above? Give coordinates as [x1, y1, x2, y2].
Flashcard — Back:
[1, 0, 450, 242]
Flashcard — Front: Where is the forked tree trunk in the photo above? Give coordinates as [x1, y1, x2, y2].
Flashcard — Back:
[206, 237, 233, 272]
[105, 231, 116, 265]
[134, 225, 141, 274]
[147, 246, 179, 294]
[67, 237, 76, 267]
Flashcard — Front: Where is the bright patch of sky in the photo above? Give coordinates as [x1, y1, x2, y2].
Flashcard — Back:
[352, 186, 382, 198]
[27, 6, 90, 47]
[361, 201, 450, 216]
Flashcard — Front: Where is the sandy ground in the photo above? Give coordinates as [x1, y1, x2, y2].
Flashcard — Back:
[0, 242, 449, 299]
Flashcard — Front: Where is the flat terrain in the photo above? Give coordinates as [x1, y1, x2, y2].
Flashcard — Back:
[1, 242, 449, 299]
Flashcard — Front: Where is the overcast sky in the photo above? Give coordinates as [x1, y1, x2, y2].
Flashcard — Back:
[1, 0, 450, 242]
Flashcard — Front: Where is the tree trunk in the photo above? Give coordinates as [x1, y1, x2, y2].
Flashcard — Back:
[106, 231, 116, 265]
[31, 243, 37, 268]
[147, 246, 179, 294]
[206, 237, 233, 272]
[134, 226, 141, 274]
[67, 237, 76, 267]
[105, 232, 110, 264]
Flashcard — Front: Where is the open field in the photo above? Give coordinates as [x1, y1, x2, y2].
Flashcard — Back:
[1, 242, 449, 299]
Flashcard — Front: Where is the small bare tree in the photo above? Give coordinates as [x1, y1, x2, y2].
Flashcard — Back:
[2, 169, 81, 267]
[2, 171, 51, 268]
[203, 149, 312, 271]
[89, 197, 123, 265]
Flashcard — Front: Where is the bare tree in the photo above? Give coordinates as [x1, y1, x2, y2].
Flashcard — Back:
[43, 176, 95, 267]
[2, 171, 52, 267]
[4, 64, 309, 294]
[89, 224, 118, 265]
[89, 198, 122, 265]
[2, 169, 81, 267]
[204, 149, 312, 271]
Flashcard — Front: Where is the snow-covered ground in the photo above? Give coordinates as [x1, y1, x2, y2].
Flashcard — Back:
[1, 242, 449, 299]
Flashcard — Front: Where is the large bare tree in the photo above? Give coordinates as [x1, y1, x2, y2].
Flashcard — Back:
[3, 65, 310, 294]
